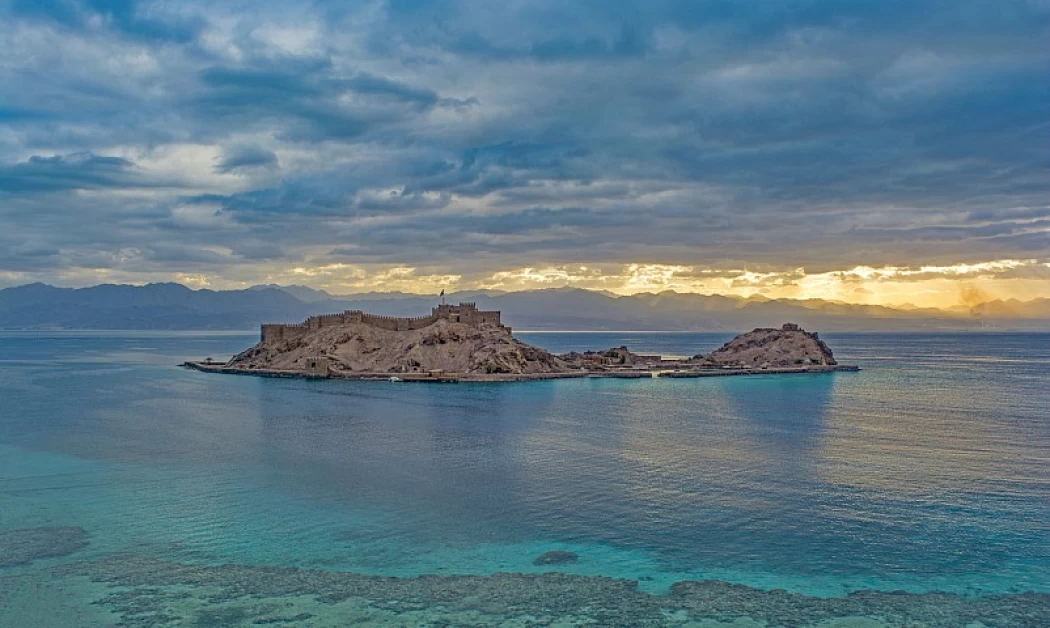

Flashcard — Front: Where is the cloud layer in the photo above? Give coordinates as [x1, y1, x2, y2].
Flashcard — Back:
[1, 0, 1048, 305]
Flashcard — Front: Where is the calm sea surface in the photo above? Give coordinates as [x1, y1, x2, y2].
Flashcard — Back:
[1, 331, 1048, 626]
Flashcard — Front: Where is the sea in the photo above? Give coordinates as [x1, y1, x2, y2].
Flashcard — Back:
[0, 330, 1047, 626]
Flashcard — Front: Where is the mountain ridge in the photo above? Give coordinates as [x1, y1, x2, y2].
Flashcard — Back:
[1, 283, 1047, 331]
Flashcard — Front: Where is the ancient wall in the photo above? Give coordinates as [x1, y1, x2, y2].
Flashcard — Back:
[432, 302, 501, 327]
[308, 313, 347, 330]
[261, 323, 308, 343]
[476, 311, 501, 326]
[260, 303, 504, 343]
[357, 312, 438, 331]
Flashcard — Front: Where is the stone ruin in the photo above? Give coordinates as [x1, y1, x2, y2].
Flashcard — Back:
[260, 303, 507, 344]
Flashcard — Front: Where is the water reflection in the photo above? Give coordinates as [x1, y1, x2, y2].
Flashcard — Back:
[0, 331, 1047, 597]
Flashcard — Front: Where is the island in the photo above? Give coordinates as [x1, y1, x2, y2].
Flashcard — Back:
[183, 303, 858, 382]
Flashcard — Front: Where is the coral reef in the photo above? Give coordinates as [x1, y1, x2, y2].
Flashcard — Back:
[0, 526, 89, 568]
[51, 555, 1050, 627]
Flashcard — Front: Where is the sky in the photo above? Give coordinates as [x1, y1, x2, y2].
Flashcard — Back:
[0, 0, 1048, 308]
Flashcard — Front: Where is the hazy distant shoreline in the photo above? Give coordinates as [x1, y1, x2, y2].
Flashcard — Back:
[2, 282, 1048, 332]
[3, 327, 1050, 335]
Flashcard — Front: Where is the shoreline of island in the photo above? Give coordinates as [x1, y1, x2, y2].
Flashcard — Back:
[182, 303, 859, 382]
[182, 360, 859, 383]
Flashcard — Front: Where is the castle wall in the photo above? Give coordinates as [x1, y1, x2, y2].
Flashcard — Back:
[358, 312, 438, 331]
[260, 303, 504, 342]
[432, 302, 501, 327]
[477, 311, 501, 326]
[261, 323, 308, 343]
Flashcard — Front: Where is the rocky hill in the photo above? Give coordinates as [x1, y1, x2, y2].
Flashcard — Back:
[227, 318, 569, 375]
[693, 323, 837, 368]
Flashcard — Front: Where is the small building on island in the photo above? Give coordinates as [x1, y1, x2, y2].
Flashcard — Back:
[304, 357, 330, 377]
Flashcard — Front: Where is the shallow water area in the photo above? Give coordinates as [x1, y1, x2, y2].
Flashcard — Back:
[1, 330, 1048, 625]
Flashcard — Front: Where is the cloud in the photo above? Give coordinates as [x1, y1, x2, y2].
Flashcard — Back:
[12, 0, 203, 43]
[0, 0, 1047, 304]
[214, 145, 279, 174]
[346, 73, 438, 109]
[0, 152, 144, 193]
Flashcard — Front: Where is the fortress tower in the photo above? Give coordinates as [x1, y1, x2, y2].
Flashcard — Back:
[432, 302, 502, 326]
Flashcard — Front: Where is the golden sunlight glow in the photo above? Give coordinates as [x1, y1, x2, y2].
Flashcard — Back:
[284, 264, 462, 293]
[20, 258, 1048, 310]
[470, 259, 1050, 308]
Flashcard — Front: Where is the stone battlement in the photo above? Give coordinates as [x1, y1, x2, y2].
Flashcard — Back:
[261, 303, 506, 343]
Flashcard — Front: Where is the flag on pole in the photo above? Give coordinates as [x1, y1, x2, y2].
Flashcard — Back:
[439, 289, 444, 296]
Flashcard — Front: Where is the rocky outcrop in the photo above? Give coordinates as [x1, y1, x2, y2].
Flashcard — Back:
[693, 323, 837, 368]
[558, 346, 643, 369]
[227, 318, 570, 375]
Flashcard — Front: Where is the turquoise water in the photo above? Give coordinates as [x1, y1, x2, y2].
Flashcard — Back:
[1, 331, 1048, 626]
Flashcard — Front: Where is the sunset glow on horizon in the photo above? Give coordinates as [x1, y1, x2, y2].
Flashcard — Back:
[7, 257, 1045, 311]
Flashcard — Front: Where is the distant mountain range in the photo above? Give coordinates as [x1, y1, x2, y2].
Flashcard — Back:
[1, 282, 1047, 331]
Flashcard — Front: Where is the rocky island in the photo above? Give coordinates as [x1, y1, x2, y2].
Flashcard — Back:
[184, 303, 857, 382]
[692, 323, 838, 368]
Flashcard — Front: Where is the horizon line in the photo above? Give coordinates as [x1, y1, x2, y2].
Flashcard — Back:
[4, 280, 1048, 310]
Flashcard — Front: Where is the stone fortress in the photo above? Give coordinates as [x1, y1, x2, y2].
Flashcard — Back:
[260, 303, 507, 344]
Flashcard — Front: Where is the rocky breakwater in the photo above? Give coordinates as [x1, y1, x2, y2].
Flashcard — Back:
[225, 317, 571, 377]
[691, 323, 841, 369]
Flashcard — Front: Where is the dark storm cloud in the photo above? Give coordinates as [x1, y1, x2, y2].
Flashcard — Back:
[346, 73, 439, 109]
[185, 181, 354, 220]
[0, 152, 144, 193]
[0, 0, 1047, 285]
[12, 0, 203, 42]
[214, 145, 279, 174]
